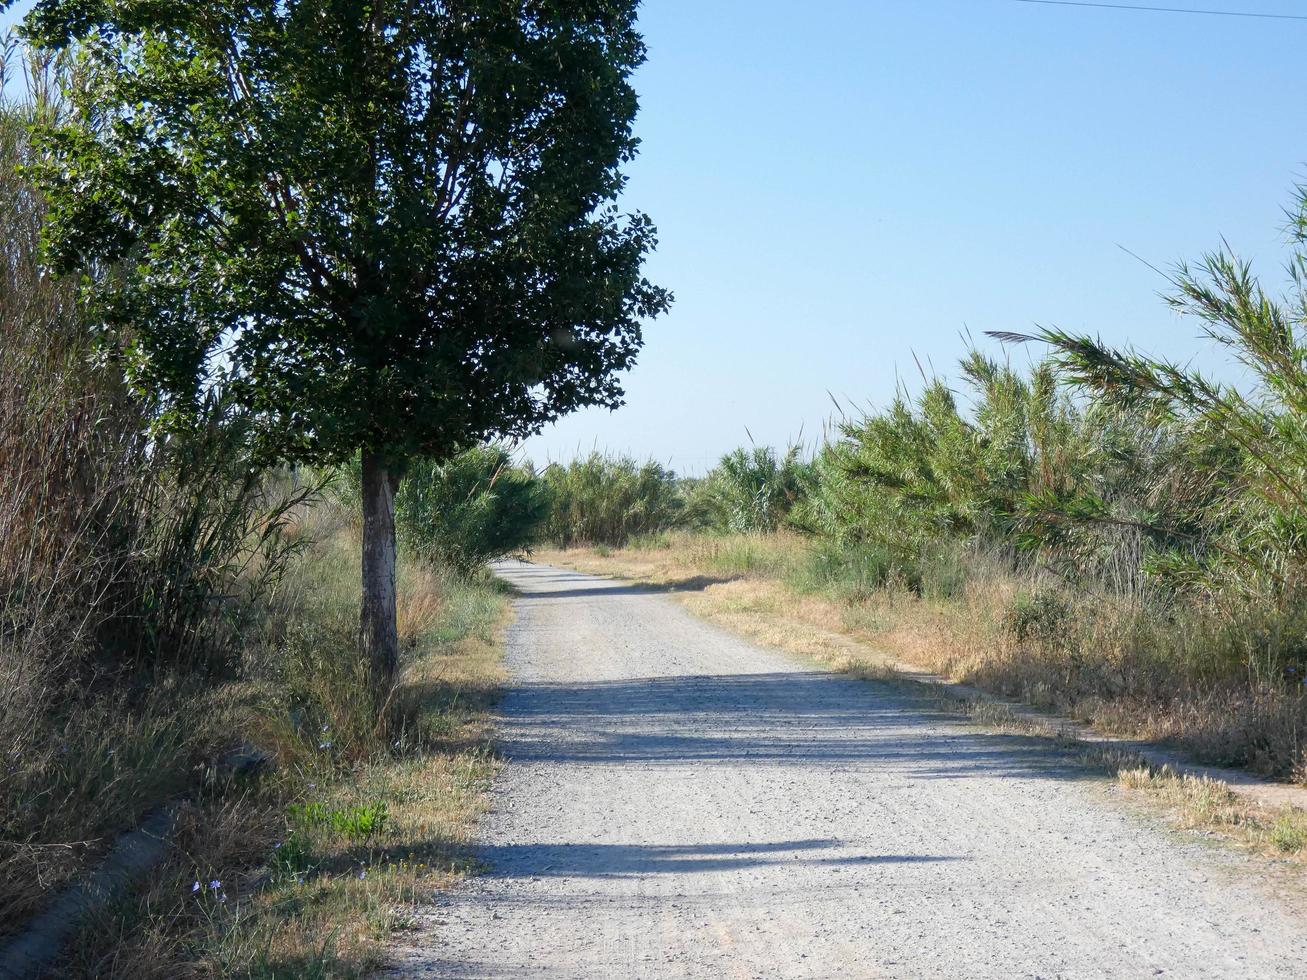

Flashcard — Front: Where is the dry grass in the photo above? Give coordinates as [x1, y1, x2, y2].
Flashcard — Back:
[397, 563, 447, 650]
[1115, 765, 1307, 862]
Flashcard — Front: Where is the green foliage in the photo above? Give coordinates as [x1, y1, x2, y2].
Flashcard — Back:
[1270, 812, 1307, 853]
[271, 831, 314, 877]
[288, 800, 389, 841]
[0, 81, 308, 673]
[802, 357, 1079, 548]
[397, 446, 548, 572]
[695, 444, 812, 533]
[797, 349, 1232, 597]
[1005, 588, 1072, 644]
[540, 453, 684, 547]
[22, 0, 671, 691]
[784, 183, 1307, 690]
[790, 540, 895, 602]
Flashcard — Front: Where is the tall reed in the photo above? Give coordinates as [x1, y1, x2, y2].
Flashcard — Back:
[539, 452, 683, 547]
[693, 444, 811, 534]
[397, 445, 548, 572]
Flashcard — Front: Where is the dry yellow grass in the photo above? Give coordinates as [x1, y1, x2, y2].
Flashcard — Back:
[397, 563, 447, 649]
[1115, 766, 1307, 863]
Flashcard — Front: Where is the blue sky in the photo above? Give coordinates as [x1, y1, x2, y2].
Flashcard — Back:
[6, 1, 1307, 473]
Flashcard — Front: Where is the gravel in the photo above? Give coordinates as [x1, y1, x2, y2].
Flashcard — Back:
[382, 561, 1307, 979]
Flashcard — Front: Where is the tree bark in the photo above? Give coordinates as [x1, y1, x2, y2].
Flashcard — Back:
[360, 449, 401, 700]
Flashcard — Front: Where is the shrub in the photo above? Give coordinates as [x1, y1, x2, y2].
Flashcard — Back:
[791, 540, 896, 601]
[288, 800, 389, 841]
[1005, 588, 1072, 644]
[799, 349, 1229, 600]
[0, 69, 308, 933]
[1032, 191, 1307, 611]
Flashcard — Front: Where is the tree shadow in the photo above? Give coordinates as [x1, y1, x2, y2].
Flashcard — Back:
[494, 560, 740, 595]
[502, 577, 737, 601]
[340, 836, 965, 885]
[467, 839, 965, 879]
[493, 670, 1108, 783]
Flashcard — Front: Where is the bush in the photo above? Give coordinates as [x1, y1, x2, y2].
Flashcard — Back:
[540, 452, 683, 547]
[791, 540, 896, 601]
[1035, 188, 1307, 611]
[397, 446, 548, 572]
[1005, 588, 1072, 644]
[798, 349, 1229, 599]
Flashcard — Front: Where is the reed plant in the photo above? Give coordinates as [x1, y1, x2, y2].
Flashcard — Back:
[396, 446, 548, 573]
[539, 452, 684, 547]
[693, 444, 812, 534]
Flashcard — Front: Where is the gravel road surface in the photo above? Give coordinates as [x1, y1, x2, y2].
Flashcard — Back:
[384, 561, 1307, 978]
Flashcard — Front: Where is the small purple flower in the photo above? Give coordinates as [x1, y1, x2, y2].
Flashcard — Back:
[192, 881, 201, 893]
[209, 879, 222, 891]
[358, 870, 367, 880]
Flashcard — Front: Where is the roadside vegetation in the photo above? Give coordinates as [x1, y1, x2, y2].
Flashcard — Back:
[1116, 765, 1307, 860]
[8, 0, 1307, 966]
[57, 502, 511, 977]
[537, 453, 684, 549]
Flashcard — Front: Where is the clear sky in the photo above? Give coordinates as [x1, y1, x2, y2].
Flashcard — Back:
[6, 1, 1307, 473]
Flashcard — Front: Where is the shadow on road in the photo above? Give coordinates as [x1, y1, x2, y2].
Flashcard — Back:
[497, 562, 736, 599]
[470, 839, 965, 878]
[497, 670, 1102, 784]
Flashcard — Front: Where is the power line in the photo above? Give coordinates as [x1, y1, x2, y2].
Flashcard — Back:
[1013, 0, 1307, 20]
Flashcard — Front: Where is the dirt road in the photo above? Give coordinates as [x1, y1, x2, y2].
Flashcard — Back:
[385, 562, 1307, 978]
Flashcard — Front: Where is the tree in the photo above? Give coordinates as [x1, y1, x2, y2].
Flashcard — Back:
[18, 0, 670, 696]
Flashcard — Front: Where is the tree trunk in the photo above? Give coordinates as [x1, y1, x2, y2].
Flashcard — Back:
[360, 449, 401, 700]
